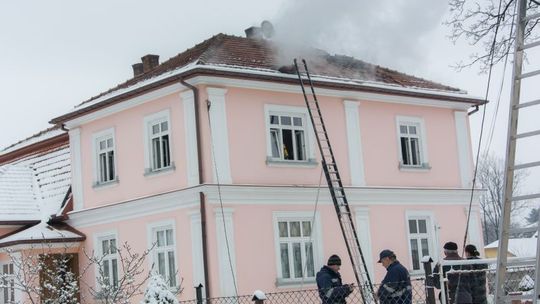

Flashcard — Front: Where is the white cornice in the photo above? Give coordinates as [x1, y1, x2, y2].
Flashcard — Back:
[187, 76, 476, 110]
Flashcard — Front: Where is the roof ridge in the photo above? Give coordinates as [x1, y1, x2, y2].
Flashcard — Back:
[1, 125, 62, 153]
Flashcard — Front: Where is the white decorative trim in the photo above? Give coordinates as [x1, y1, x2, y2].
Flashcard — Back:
[404, 210, 438, 273]
[354, 207, 374, 279]
[395, 115, 430, 167]
[91, 127, 117, 186]
[207, 88, 232, 184]
[264, 104, 316, 162]
[189, 210, 206, 297]
[181, 91, 199, 186]
[143, 109, 173, 173]
[465, 207, 483, 249]
[147, 219, 179, 287]
[344, 101, 366, 186]
[214, 207, 237, 296]
[454, 111, 473, 188]
[67, 189, 199, 228]
[187, 76, 478, 110]
[64, 83, 183, 128]
[69, 128, 84, 211]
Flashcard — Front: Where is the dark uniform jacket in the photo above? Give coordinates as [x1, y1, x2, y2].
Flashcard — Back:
[316, 266, 352, 304]
[433, 253, 472, 304]
[377, 261, 412, 304]
[467, 256, 487, 304]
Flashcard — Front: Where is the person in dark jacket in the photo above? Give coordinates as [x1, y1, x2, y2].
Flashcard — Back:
[316, 255, 353, 304]
[433, 242, 472, 304]
[465, 244, 487, 304]
[376, 249, 412, 304]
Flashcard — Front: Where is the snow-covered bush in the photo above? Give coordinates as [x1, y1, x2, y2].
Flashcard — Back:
[140, 274, 179, 304]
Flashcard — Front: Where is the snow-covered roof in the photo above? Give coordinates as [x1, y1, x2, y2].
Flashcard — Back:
[485, 238, 538, 258]
[0, 221, 84, 248]
[1, 126, 64, 154]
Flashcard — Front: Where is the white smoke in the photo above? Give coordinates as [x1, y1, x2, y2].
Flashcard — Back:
[271, 0, 447, 72]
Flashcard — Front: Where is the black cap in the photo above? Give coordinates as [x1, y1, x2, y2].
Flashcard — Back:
[443, 242, 458, 250]
[327, 254, 341, 266]
[378, 249, 395, 263]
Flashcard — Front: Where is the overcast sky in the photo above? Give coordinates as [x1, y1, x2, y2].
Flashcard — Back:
[1, 0, 538, 191]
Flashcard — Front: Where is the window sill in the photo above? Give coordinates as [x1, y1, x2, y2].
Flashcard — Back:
[92, 178, 119, 189]
[275, 278, 316, 288]
[398, 162, 431, 172]
[144, 162, 176, 177]
[266, 157, 318, 168]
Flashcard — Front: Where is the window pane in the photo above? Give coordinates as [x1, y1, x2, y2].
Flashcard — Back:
[107, 138, 113, 148]
[102, 240, 110, 255]
[399, 125, 408, 134]
[103, 260, 110, 283]
[110, 239, 117, 254]
[411, 138, 420, 165]
[305, 242, 315, 277]
[290, 222, 301, 237]
[418, 220, 427, 233]
[99, 153, 107, 182]
[168, 251, 176, 287]
[410, 239, 420, 270]
[162, 135, 170, 167]
[112, 259, 118, 287]
[158, 252, 166, 276]
[152, 124, 160, 135]
[108, 151, 115, 181]
[282, 129, 293, 160]
[293, 243, 303, 278]
[302, 221, 312, 237]
[295, 130, 306, 161]
[401, 137, 410, 165]
[408, 126, 417, 135]
[166, 229, 173, 246]
[281, 116, 292, 126]
[99, 140, 106, 150]
[280, 243, 290, 278]
[157, 231, 165, 247]
[278, 222, 288, 237]
[161, 121, 168, 132]
[421, 238, 430, 257]
[293, 117, 302, 126]
[270, 115, 279, 125]
[270, 129, 281, 158]
[152, 138, 161, 169]
[408, 220, 417, 234]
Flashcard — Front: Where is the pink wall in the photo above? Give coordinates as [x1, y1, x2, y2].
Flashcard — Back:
[79, 92, 188, 208]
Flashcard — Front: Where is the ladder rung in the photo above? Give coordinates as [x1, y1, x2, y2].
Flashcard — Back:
[515, 98, 540, 109]
[512, 193, 540, 201]
[518, 69, 540, 79]
[515, 129, 540, 139]
[525, 12, 540, 22]
[522, 39, 540, 50]
[513, 161, 540, 170]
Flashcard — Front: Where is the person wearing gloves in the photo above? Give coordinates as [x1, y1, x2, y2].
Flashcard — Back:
[316, 254, 353, 304]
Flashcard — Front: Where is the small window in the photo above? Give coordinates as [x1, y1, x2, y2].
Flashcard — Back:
[96, 136, 116, 183]
[276, 219, 315, 281]
[269, 113, 307, 161]
[152, 226, 177, 287]
[1, 264, 14, 304]
[397, 119, 425, 167]
[98, 235, 119, 288]
[407, 218, 432, 271]
[145, 111, 173, 173]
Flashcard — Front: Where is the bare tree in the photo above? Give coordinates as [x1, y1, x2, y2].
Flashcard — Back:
[477, 154, 528, 243]
[446, 0, 540, 72]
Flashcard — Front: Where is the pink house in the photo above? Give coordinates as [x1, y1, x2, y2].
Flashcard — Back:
[1, 28, 485, 302]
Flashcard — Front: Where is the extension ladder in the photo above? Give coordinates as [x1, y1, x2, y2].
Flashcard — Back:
[494, 0, 540, 302]
[294, 59, 376, 303]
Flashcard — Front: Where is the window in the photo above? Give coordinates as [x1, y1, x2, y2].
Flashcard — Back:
[407, 217, 433, 271]
[268, 113, 308, 161]
[92, 129, 117, 186]
[98, 235, 119, 288]
[1, 264, 14, 304]
[144, 110, 173, 173]
[275, 218, 317, 282]
[151, 225, 177, 287]
[396, 116, 429, 168]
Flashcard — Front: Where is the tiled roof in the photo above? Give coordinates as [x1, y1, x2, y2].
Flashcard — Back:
[77, 34, 462, 108]
[1, 125, 64, 154]
[0, 221, 85, 248]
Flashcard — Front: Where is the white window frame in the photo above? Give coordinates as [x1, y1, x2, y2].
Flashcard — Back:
[273, 211, 323, 286]
[143, 109, 174, 174]
[264, 105, 316, 165]
[93, 231, 119, 291]
[92, 128, 118, 186]
[395, 116, 429, 169]
[147, 220, 179, 288]
[0, 263, 14, 304]
[405, 211, 437, 274]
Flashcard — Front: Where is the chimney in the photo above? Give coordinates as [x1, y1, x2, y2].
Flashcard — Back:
[132, 63, 144, 77]
[245, 26, 262, 39]
[141, 54, 160, 73]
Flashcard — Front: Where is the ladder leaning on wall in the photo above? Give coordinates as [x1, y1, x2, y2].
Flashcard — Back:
[293, 58, 376, 303]
[494, 0, 540, 302]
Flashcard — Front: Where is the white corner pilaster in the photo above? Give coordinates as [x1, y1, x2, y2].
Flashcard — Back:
[465, 206, 483, 249]
[344, 101, 366, 186]
[214, 207, 237, 297]
[181, 90, 200, 186]
[189, 210, 206, 297]
[69, 128, 84, 210]
[455, 111, 473, 188]
[207, 88, 232, 184]
[354, 207, 374, 280]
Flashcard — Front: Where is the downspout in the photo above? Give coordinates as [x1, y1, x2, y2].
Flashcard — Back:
[180, 79, 211, 299]
[467, 105, 480, 116]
